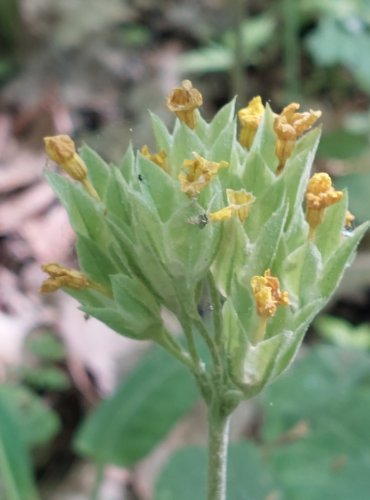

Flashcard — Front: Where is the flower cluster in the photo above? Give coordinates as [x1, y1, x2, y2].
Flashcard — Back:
[41, 80, 367, 400]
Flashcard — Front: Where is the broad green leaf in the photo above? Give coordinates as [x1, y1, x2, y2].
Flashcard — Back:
[314, 315, 370, 349]
[25, 332, 65, 362]
[75, 346, 199, 466]
[21, 366, 70, 391]
[155, 442, 278, 500]
[319, 128, 369, 160]
[261, 345, 370, 441]
[261, 345, 370, 499]
[179, 44, 233, 74]
[0, 385, 60, 448]
[0, 401, 39, 500]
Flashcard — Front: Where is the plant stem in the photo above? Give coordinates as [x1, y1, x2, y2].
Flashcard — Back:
[232, 0, 246, 104]
[207, 401, 231, 500]
[283, 0, 300, 100]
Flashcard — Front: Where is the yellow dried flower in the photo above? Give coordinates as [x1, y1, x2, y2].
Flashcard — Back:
[274, 103, 321, 174]
[305, 173, 343, 241]
[345, 210, 355, 228]
[44, 135, 88, 181]
[251, 269, 290, 318]
[238, 96, 264, 149]
[44, 135, 99, 200]
[40, 263, 92, 293]
[166, 80, 203, 129]
[209, 189, 255, 223]
[178, 153, 228, 198]
[141, 145, 168, 171]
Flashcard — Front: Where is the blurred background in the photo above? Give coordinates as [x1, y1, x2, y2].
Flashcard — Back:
[1, 0, 370, 499]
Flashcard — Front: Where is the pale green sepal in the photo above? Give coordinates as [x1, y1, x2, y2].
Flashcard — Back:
[194, 110, 208, 142]
[283, 242, 322, 306]
[64, 287, 115, 310]
[207, 97, 236, 144]
[76, 234, 118, 289]
[149, 112, 173, 152]
[80, 145, 111, 199]
[79, 306, 162, 340]
[278, 127, 321, 227]
[137, 155, 184, 222]
[211, 217, 248, 296]
[243, 202, 288, 280]
[165, 203, 221, 285]
[208, 120, 236, 164]
[129, 190, 166, 260]
[223, 299, 247, 355]
[240, 151, 275, 198]
[111, 274, 161, 320]
[231, 332, 295, 398]
[315, 191, 348, 261]
[270, 299, 325, 380]
[170, 123, 205, 176]
[45, 172, 110, 249]
[250, 103, 277, 170]
[245, 178, 285, 239]
[105, 169, 131, 224]
[118, 143, 136, 183]
[320, 222, 370, 299]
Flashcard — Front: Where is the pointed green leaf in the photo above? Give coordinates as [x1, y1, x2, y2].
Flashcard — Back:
[212, 218, 248, 296]
[208, 121, 237, 163]
[150, 112, 172, 152]
[241, 151, 275, 198]
[0, 400, 40, 500]
[118, 143, 136, 183]
[75, 346, 199, 466]
[76, 234, 118, 288]
[315, 192, 348, 261]
[320, 222, 369, 299]
[137, 155, 184, 222]
[155, 442, 277, 500]
[170, 122, 205, 176]
[80, 144, 111, 199]
[207, 98, 236, 144]
[251, 103, 277, 170]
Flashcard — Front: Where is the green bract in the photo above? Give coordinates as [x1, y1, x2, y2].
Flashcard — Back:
[44, 99, 369, 400]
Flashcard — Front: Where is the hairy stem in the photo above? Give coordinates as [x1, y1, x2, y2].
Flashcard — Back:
[207, 401, 231, 500]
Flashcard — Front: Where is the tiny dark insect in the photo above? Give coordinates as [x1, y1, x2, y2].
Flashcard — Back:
[187, 213, 209, 229]
[84, 313, 91, 321]
[138, 174, 144, 182]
